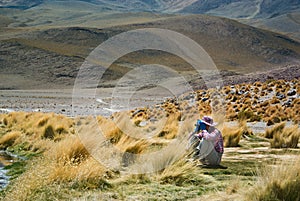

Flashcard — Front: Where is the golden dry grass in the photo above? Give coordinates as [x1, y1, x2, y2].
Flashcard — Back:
[0, 131, 21, 149]
[1, 112, 73, 138]
[221, 126, 242, 147]
[143, 79, 300, 125]
[2, 133, 111, 201]
[221, 124, 243, 147]
[220, 120, 253, 147]
[264, 122, 286, 139]
[245, 158, 300, 201]
[157, 156, 207, 186]
[158, 112, 181, 139]
[0, 78, 299, 200]
[0, 110, 196, 199]
[270, 124, 300, 148]
[264, 122, 300, 148]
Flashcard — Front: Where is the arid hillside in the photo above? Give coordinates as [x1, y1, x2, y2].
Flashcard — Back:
[1, 0, 299, 41]
[1, 14, 300, 89]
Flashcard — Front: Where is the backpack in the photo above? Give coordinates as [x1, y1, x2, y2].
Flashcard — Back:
[194, 119, 206, 132]
[187, 119, 205, 150]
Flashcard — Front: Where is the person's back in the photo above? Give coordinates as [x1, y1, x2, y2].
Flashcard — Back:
[197, 125, 224, 166]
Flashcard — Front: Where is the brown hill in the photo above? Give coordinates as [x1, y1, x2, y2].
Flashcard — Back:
[1, 14, 300, 89]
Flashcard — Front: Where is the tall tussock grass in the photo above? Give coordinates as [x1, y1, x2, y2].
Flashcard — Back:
[0, 112, 74, 151]
[0, 131, 21, 149]
[221, 125, 242, 147]
[264, 122, 285, 139]
[97, 115, 124, 144]
[159, 112, 181, 139]
[0, 113, 115, 201]
[220, 121, 253, 147]
[2, 134, 112, 201]
[116, 135, 150, 167]
[48, 135, 89, 165]
[158, 156, 206, 186]
[265, 122, 300, 148]
[43, 125, 55, 139]
[245, 158, 300, 201]
[270, 125, 300, 148]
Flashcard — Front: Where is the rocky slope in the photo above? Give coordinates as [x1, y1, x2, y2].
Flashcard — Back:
[1, 14, 300, 89]
[1, 0, 299, 18]
[1, 0, 299, 41]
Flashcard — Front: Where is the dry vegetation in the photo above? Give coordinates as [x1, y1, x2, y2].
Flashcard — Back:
[0, 79, 299, 200]
[221, 121, 253, 147]
[265, 122, 300, 148]
[245, 159, 300, 201]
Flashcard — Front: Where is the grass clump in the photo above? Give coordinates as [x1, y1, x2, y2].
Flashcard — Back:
[0, 131, 21, 149]
[264, 122, 285, 139]
[245, 159, 300, 201]
[97, 116, 124, 144]
[37, 117, 49, 127]
[238, 109, 261, 122]
[43, 125, 55, 139]
[221, 125, 242, 147]
[118, 138, 148, 167]
[264, 122, 300, 148]
[158, 157, 207, 186]
[270, 125, 300, 148]
[221, 121, 253, 147]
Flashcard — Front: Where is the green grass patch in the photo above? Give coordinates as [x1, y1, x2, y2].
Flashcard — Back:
[4, 161, 27, 180]
[112, 182, 211, 201]
[6, 142, 42, 158]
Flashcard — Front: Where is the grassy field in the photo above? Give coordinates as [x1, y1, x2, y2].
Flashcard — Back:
[0, 79, 299, 200]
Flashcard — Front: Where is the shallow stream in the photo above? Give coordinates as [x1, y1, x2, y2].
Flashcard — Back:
[0, 151, 18, 189]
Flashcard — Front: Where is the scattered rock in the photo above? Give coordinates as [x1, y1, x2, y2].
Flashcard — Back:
[229, 89, 236, 94]
[237, 90, 245, 95]
[132, 109, 145, 117]
[287, 90, 296, 96]
[202, 97, 209, 102]
[149, 117, 157, 123]
[139, 121, 148, 127]
[276, 93, 285, 100]
[283, 99, 292, 107]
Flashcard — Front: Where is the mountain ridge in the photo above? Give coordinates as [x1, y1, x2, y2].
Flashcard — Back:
[1, 14, 300, 89]
[1, 0, 299, 19]
[1, 0, 299, 41]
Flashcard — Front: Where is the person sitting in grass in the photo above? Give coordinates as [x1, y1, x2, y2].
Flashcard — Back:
[190, 116, 226, 169]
